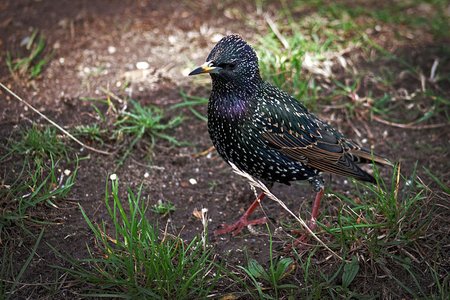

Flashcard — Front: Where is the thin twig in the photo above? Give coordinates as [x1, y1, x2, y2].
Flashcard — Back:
[372, 115, 447, 130]
[0, 82, 111, 155]
[100, 87, 125, 104]
[264, 14, 289, 49]
[192, 146, 215, 158]
[229, 162, 345, 261]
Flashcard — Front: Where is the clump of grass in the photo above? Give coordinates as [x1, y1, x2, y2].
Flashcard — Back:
[113, 100, 183, 167]
[55, 177, 219, 299]
[293, 249, 368, 298]
[73, 124, 107, 145]
[300, 163, 440, 298]
[325, 164, 428, 249]
[6, 29, 52, 80]
[0, 125, 78, 298]
[7, 125, 69, 159]
[239, 228, 297, 299]
[0, 156, 78, 231]
[257, 32, 311, 103]
[1, 125, 77, 231]
[151, 199, 176, 216]
[256, 10, 362, 108]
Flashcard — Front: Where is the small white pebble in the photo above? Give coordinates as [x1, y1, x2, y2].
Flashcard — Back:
[136, 61, 150, 70]
[110, 174, 118, 181]
[361, 138, 367, 144]
[144, 172, 149, 178]
[59, 57, 65, 64]
[64, 169, 71, 176]
[168, 35, 177, 44]
[115, 81, 122, 87]
[108, 46, 117, 54]
[189, 178, 198, 185]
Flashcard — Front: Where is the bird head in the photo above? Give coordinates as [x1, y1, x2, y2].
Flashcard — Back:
[189, 35, 261, 90]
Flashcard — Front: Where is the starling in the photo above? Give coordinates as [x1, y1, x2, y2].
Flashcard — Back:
[189, 35, 390, 236]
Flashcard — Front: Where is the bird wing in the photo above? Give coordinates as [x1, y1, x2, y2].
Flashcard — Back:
[259, 86, 387, 182]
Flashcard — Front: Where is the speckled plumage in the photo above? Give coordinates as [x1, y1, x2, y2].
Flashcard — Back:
[189, 35, 389, 235]
[198, 35, 388, 188]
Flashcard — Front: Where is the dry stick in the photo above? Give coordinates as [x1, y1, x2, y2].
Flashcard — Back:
[372, 115, 447, 130]
[265, 14, 289, 49]
[0, 82, 111, 155]
[229, 162, 344, 261]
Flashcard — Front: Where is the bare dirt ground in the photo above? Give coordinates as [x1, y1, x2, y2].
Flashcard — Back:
[0, 0, 449, 298]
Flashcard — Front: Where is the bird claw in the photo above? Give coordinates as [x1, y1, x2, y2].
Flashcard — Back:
[284, 233, 311, 252]
[214, 216, 267, 236]
[284, 219, 318, 252]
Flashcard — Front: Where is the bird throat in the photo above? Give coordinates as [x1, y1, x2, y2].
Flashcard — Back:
[210, 87, 255, 122]
[210, 77, 259, 121]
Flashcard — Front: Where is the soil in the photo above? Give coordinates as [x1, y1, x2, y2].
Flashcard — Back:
[0, 0, 449, 298]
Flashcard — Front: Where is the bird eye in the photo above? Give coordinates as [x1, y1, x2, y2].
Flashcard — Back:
[218, 62, 236, 70]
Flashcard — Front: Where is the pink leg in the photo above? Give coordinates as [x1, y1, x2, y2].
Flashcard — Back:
[308, 188, 324, 230]
[287, 189, 324, 249]
[214, 192, 267, 236]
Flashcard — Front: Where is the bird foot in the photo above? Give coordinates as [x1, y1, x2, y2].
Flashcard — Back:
[214, 216, 267, 236]
[284, 220, 318, 252]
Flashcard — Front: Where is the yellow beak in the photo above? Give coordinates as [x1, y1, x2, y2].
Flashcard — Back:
[188, 61, 221, 76]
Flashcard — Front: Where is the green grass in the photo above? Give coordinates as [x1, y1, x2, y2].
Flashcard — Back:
[6, 29, 52, 80]
[292, 163, 443, 298]
[292, 250, 365, 299]
[0, 156, 77, 228]
[0, 229, 45, 300]
[0, 126, 78, 299]
[151, 200, 176, 216]
[177, 2, 449, 298]
[55, 177, 220, 299]
[183, 1, 449, 123]
[5, 125, 69, 160]
[258, 162, 447, 299]
[1, 126, 77, 231]
[73, 95, 187, 168]
[325, 164, 428, 243]
[73, 124, 107, 145]
[113, 100, 183, 167]
[329, 164, 430, 294]
[239, 228, 297, 299]
[1, 2, 448, 298]
[253, 1, 450, 125]
[172, 91, 209, 122]
[279, 0, 450, 38]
